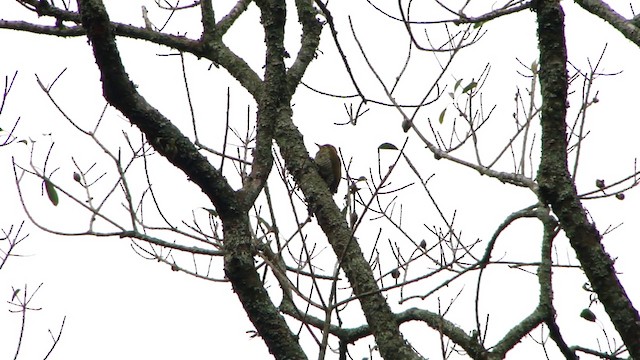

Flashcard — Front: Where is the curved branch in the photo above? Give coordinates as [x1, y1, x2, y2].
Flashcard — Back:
[286, 0, 322, 92]
[574, 0, 640, 47]
[217, 0, 253, 35]
[77, 0, 237, 216]
[77, 2, 305, 359]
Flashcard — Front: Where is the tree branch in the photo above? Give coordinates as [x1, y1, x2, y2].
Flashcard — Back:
[535, 1, 640, 356]
[574, 0, 640, 47]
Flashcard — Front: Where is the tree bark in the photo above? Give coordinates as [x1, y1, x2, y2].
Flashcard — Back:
[535, 1, 640, 357]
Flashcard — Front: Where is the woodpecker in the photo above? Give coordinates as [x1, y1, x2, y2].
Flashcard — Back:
[314, 144, 341, 194]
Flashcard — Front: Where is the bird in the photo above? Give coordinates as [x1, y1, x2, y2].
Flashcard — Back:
[314, 144, 341, 194]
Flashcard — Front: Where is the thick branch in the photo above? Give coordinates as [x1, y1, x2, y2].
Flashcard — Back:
[76, 2, 305, 358]
[76, 0, 236, 216]
[397, 309, 496, 360]
[534, 1, 640, 356]
[250, 0, 417, 358]
[273, 55, 421, 360]
[574, 0, 640, 47]
[1, 2, 263, 98]
[286, 0, 322, 92]
[223, 214, 308, 359]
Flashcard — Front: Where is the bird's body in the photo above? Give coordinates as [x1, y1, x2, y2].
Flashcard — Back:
[314, 144, 341, 194]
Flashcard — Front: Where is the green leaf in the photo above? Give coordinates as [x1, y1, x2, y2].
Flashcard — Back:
[462, 81, 477, 94]
[378, 143, 398, 150]
[340, 205, 349, 218]
[439, 108, 447, 124]
[44, 178, 59, 206]
[203, 207, 218, 217]
[454, 78, 463, 92]
[256, 215, 273, 232]
[580, 308, 596, 322]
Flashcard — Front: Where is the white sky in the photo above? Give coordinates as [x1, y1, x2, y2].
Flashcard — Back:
[1, 1, 640, 359]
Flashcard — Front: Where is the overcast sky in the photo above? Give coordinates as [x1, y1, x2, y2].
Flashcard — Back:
[1, 1, 640, 359]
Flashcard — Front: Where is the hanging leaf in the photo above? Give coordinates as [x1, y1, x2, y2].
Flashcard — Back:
[580, 308, 596, 322]
[378, 143, 398, 150]
[439, 108, 447, 124]
[462, 81, 477, 94]
[203, 207, 218, 217]
[340, 205, 349, 218]
[257, 215, 273, 233]
[454, 78, 463, 92]
[350, 211, 358, 227]
[44, 178, 59, 206]
[401, 119, 412, 133]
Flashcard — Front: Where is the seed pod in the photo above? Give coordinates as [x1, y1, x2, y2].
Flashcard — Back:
[391, 268, 401, 279]
[401, 119, 412, 133]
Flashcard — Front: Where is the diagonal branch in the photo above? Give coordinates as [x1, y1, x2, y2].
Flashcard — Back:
[76, 1, 306, 358]
[574, 0, 640, 47]
[76, 0, 236, 216]
[534, 1, 640, 357]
